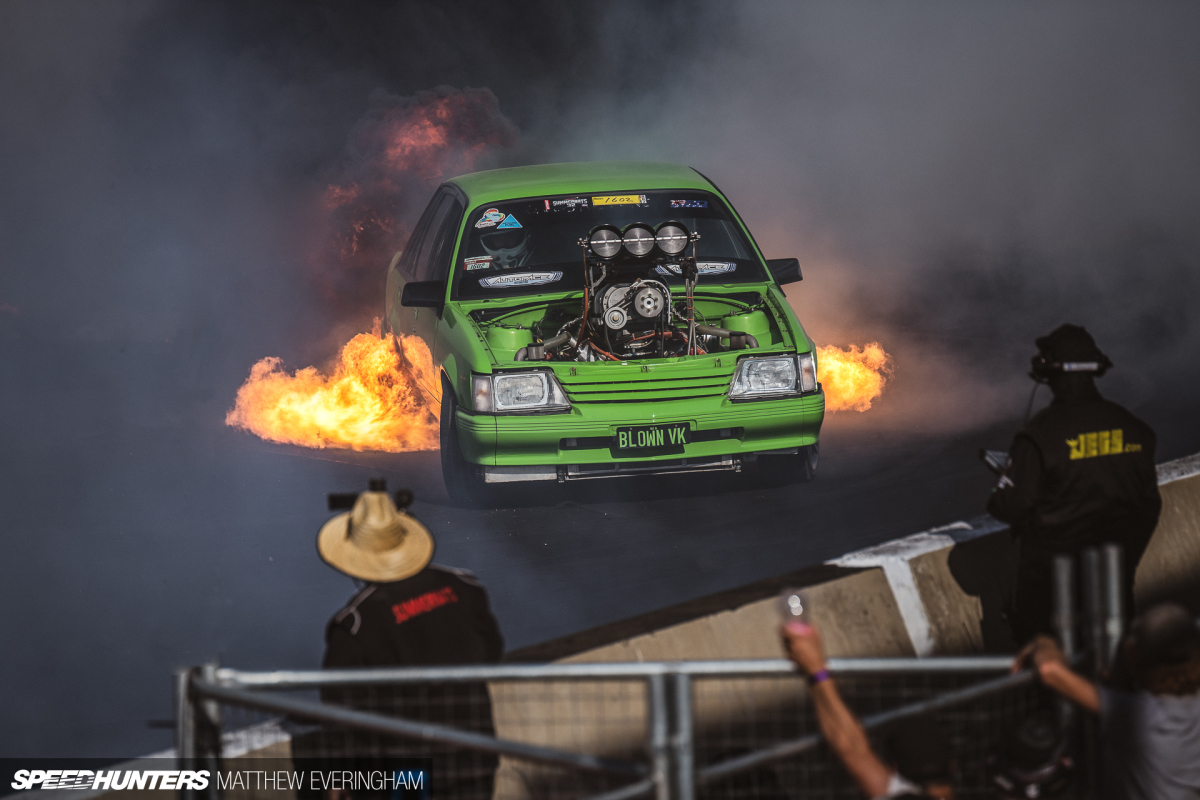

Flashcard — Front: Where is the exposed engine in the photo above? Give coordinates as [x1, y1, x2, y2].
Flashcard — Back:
[515, 221, 758, 362]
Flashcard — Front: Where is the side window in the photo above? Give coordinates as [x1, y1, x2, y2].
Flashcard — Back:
[412, 193, 456, 282]
[398, 192, 446, 281]
[426, 198, 464, 283]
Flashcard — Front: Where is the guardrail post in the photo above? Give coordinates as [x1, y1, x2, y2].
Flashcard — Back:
[1103, 544, 1125, 666]
[669, 672, 694, 800]
[177, 665, 222, 800]
[1082, 548, 1105, 673]
[175, 668, 196, 767]
[1052, 555, 1076, 731]
[1080, 549, 1104, 800]
[647, 674, 672, 800]
[198, 662, 223, 800]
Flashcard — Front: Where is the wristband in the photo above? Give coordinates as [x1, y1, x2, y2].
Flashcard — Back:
[807, 669, 830, 686]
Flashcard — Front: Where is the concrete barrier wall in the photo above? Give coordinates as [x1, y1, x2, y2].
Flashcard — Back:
[508, 451, 1200, 668]
[1136, 452, 1200, 611]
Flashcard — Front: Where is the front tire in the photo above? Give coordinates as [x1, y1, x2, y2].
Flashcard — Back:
[440, 381, 489, 506]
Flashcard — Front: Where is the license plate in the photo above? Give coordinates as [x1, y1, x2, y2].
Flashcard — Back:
[614, 423, 689, 451]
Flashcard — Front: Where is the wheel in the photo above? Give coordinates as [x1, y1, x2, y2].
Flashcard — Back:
[756, 443, 818, 487]
[440, 380, 490, 506]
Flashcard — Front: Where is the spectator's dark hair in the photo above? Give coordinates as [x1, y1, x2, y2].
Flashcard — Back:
[1124, 603, 1200, 695]
[1142, 659, 1200, 695]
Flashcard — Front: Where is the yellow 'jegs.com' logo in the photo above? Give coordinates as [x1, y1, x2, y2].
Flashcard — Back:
[1067, 429, 1141, 460]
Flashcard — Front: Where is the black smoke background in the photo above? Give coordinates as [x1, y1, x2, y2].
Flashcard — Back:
[1, 0, 1198, 758]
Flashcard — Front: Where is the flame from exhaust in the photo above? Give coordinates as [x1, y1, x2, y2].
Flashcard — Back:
[817, 343, 892, 412]
[225, 321, 438, 452]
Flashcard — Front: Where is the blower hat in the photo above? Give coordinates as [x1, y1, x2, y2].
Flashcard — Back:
[317, 481, 434, 583]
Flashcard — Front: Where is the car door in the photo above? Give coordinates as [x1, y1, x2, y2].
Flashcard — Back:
[424, 199, 465, 405]
[385, 188, 463, 403]
[385, 193, 441, 340]
[412, 193, 463, 350]
[385, 192, 447, 402]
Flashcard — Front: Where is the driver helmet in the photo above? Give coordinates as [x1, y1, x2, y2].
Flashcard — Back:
[480, 228, 530, 270]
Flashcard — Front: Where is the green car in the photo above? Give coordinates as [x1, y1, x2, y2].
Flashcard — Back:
[386, 162, 824, 502]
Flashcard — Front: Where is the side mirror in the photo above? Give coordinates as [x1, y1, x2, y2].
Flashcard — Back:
[401, 280, 444, 309]
[767, 258, 803, 285]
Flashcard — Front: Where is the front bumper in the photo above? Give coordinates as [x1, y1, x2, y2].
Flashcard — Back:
[455, 389, 825, 482]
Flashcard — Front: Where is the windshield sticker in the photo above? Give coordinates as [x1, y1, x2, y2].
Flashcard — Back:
[475, 208, 505, 229]
[463, 256, 493, 271]
[545, 197, 589, 211]
[496, 214, 522, 229]
[670, 199, 708, 208]
[655, 262, 737, 277]
[593, 194, 648, 206]
[479, 271, 563, 288]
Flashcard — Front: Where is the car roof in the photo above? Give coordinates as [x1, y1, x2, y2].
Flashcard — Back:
[448, 161, 716, 207]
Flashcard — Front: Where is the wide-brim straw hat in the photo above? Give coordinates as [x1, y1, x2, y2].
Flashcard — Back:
[317, 491, 434, 582]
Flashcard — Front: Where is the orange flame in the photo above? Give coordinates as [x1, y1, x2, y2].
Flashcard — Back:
[817, 343, 892, 412]
[225, 321, 438, 452]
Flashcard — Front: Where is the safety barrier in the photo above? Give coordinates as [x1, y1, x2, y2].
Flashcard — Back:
[176, 546, 1124, 800]
[173, 532, 1135, 800]
[179, 657, 1044, 800]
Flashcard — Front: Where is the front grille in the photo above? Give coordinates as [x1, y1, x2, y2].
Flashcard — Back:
[560, 374, 732, 404]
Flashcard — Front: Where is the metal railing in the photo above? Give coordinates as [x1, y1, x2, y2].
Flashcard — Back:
[176, 545, 1128, 799]
[178, 656, 1039, 800]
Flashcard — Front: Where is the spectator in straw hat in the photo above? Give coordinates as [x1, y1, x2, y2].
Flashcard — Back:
[1013, 602, 1200, 800]
[295, 479, 503, 800]
[316, 480, 503, 670]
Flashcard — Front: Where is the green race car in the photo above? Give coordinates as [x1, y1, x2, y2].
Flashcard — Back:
[386, 162, 824, 502]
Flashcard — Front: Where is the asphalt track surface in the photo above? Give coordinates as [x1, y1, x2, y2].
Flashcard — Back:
[3, 338, 1196, 759]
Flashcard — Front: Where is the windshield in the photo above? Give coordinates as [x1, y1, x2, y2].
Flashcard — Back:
[451, 189, 766, 299]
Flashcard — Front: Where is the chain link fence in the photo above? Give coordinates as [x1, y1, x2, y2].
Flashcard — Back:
[178, 545, 1122, 799]
[178, 657, 1049, 800]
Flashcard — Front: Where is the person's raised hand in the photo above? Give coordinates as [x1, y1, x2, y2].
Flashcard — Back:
[1012, 635, 1066, 676]
[782, 620, 827, 676]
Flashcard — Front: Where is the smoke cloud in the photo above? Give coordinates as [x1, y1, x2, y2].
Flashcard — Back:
[319, 86, 518, 323]
[539, 2, 1200, 436]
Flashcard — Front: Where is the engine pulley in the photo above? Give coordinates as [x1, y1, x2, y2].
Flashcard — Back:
[604, 307, 629, 330]
[633, 286, 665, 318]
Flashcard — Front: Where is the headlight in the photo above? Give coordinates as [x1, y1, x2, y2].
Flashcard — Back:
[728, 354, 819, 400]
[472, 371, 571, 414]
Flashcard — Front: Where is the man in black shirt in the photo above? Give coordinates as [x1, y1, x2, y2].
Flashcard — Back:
[988, 325, 1161, 642]
[296, 479, 503, 800]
